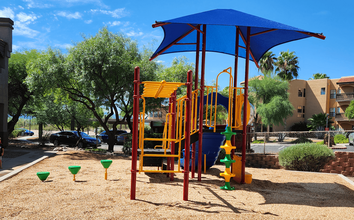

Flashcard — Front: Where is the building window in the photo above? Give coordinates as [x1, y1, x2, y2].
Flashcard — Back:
[297, 114, 304, 118]
[298, 89, 302, 97]
[159, 112, 162, 118]
[303, 106, 305, 113]
[330, 90, 336, 99]
[329, 108, 335, 117]
[149, 112, 153, 117]
[303, 88, 306, 97]
[337, 107, 340, 114]
[154, 111, 158, 117]
[338, 88, 341, 94]
[297, 106, 302, 113]
[321, 87, 325, 95]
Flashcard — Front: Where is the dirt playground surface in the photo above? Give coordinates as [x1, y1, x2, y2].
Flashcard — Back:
[1, 151, 354, 219]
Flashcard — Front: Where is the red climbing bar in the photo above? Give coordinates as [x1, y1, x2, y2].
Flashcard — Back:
[130, 66, 140, 200]
[198, 24, 206, 182]
[183, 70, 193, 201]
[241, 27, 251, 184]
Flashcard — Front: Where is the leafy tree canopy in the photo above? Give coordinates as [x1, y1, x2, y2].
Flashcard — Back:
[248, 71, 294, 126]
[345, 100, 354, 120]
[27, 27, 160, 151]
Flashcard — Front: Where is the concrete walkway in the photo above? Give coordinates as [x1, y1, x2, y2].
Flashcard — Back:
[0, 147, 57, 182]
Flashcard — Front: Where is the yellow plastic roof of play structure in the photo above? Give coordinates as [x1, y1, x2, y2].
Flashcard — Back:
[142, 80, 185, 98]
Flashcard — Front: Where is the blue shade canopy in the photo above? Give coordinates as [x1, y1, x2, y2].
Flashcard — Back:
[150, 9, 325, 63]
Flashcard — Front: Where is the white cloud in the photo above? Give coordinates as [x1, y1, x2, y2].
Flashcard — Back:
[12, 44, 20, 51]
[54, 43, 73, 50]
[57, 11, 82, 19]
[106, 21, 121, 27]
[23, 0, 52, 9]
[14, 22, 40, 38]
[84, 20, 93, 24]
[17, 12, 38, 23]
[125, 30, 143, 37]
[0, 7, 15, 20]
[11, 11, 40, 38]
[90, 8, 128, 18]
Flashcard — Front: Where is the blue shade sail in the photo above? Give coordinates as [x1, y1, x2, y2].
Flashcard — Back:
[151, 9, 325, 62]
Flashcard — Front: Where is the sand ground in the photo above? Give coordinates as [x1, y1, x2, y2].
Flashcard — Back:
[1, 150, 354, 219]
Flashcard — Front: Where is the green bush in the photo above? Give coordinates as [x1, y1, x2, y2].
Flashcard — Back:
[279, 143, 335, 172]
[316, 141, 324, 145]
[9, 129, 23, 138]
[252, 140, 264, 144]
[291, 136, 313, 144]
[334, 134, 348, 144]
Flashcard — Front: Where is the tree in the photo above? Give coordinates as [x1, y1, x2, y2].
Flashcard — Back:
[8, 50, 40, 135]
[27, 27, 160, 152]
[34, 92, 102, 131]
[307, 113, 333, 131]
[248, 71, 294, 132]
[157, 56, 195, 97]
[345, 100, 354, 120]
[258, 51, 277, 74]
[309, 73, 329, 80]
[275, 50, 299, 80]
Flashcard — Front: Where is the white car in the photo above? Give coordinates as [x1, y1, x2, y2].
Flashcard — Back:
[348, 133, 354, 145]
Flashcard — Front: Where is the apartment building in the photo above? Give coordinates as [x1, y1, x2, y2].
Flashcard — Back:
[0, 18, 14, 148]
[274, 76, 354, 131]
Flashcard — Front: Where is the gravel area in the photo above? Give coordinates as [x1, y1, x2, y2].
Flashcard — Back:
[1, 151, 354, 219]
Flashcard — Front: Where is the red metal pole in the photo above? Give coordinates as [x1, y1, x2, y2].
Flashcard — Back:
[231, 27, 240, 155]
[183, 70, 193, 201]
[241, 27, 251, 184]
[198, 24, 206, 182]
[130, 66, 140, 200]
[170, 91, 176, 181]
[191, 28, 200, 179]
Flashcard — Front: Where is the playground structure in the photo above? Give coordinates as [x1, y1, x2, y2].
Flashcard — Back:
[130, 66, 252, 200]
[130, 9, 325, 201]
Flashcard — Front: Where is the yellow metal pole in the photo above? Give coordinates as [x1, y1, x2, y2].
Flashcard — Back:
[204, 154, 206, 173]
[105, 168, 108, 180]
[73, 174, 76, 182]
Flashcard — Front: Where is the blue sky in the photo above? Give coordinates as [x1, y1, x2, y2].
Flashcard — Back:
[1, 0, 353, 90]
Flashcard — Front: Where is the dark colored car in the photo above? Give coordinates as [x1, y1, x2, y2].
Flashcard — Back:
[98, 130, 128, 144]
[49, 131, 101, 148]
[18, 128, 34, 136]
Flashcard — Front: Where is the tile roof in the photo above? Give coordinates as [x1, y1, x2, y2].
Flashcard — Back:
[337, 77, 354, 84]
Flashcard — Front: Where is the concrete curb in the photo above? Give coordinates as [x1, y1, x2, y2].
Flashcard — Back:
[338, 174, 354, 187]
[0, 156, 49, 182]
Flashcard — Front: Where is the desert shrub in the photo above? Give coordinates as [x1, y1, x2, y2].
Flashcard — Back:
[279, 143, 335, 172]
[291, 136, 313, 144]
[334, 134, 348, 144]
[9, 129, 23, 138]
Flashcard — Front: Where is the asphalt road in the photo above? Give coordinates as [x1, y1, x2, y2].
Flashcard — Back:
[251, 143, 354, 154]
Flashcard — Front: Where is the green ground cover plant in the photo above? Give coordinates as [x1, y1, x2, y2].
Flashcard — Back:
[291, 136, 313, 144]
[279, 143, 335, 172]
[334, 134, 348, 144]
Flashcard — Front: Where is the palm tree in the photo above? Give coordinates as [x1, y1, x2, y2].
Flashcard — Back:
[309, 73, 329, 80]
[307, 113, 333, 131]
[258, 51, 277, 74]
[275, 50, 299, 81]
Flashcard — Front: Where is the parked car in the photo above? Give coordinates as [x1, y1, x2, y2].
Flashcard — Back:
[18, 128, 34, 136]
[98, 130, 128, 144]
[349, 133, 354, 145]
[50, 131, 101, 148]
